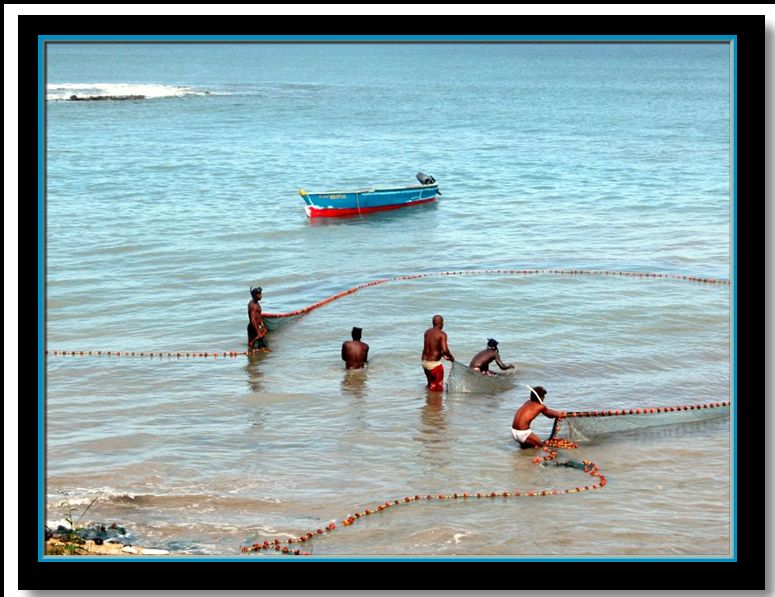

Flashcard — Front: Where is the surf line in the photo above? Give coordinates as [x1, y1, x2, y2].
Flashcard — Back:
[46, 268, 729, 358]
[240, 436, 601, 556]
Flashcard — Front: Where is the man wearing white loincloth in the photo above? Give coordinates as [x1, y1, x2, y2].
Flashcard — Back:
[511, 385, 566, 448]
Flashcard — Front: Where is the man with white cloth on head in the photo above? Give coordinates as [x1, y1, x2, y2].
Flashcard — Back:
[511, 385, 566, 448]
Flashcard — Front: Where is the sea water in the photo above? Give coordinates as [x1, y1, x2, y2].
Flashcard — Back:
[43, 42, 731, 557]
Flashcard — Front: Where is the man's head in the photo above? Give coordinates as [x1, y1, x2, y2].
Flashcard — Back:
[528, 385, 547, 403]
[432, 314, 444, 328]
[250, 286, 263, 300]
[351, 327, 362, 341]
[487, 338, 499, 350]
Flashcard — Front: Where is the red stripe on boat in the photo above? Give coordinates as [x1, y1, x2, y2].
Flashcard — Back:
[306, 197, 437, 218]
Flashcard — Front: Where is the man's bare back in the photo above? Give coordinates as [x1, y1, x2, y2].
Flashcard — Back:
[469, 347, 513, 374]
[422, 327, 449, 362]
[511, 386, 565, 449]
[342, 340, 369, 369]
[421, 315, 454, 392]
[512, 400, 547, 431]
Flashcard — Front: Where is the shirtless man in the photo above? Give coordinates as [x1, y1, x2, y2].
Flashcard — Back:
[511, 385, 566, 448]
[421, 314, 455, 392]
[247, 286, 270, 352]
[341, 327, 369, 369]
[468, 338, 515, 375]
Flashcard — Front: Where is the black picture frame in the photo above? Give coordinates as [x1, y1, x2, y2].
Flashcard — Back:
[16, 12, 765, 592]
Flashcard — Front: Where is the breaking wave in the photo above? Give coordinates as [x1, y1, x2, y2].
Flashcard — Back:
[46, 82, 215, 102]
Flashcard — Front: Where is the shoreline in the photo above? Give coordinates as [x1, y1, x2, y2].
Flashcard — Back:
[45, 537, 170, 556]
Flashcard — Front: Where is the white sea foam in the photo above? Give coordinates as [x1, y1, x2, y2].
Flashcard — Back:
[46, 82, 211, 101]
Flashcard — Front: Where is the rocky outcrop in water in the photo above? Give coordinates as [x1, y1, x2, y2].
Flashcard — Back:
[69, 94, 146, 101]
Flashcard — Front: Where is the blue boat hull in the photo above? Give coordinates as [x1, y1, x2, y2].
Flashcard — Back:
[299, 184, 439, 218]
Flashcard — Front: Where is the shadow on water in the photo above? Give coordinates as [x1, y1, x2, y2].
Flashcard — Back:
[412, 392, 451, 469]
[340, 367, 368, 400]
[340, 368, 369, 431]
[249, 407, 267, 431]
[243, 350, 270, 393]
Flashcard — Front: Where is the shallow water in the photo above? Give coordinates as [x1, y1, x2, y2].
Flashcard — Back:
[44, 42, 732, 558]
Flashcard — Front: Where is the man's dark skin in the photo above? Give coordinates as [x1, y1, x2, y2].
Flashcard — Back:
[468, 341, 514, 375]
[342, 327, 369, 369]
[247, 287, 269, 351]
[422, 315, 455, 362]
[421, 314, 454, 389]
[512, 386, 566, 449]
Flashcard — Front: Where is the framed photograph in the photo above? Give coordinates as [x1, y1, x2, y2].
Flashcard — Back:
[16, 12, 764, 591]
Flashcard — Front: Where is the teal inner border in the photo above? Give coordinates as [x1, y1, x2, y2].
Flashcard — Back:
[36, 33, 738, 563]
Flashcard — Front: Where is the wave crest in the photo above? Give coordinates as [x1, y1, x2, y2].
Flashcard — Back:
[47, 83, 211, 102]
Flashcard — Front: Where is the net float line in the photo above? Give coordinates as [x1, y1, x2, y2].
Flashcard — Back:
[241, 400, 727, 556]
[567, 401, 729, 417]
[48, 268, 728, 357]
[549, 400, 731, 439]
[240, 437, 604, 556]
[263, 268, 729, 321]
[46, 350, 250, 358]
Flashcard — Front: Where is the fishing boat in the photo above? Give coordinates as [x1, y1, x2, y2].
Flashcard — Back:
[298, 172, 440, 218]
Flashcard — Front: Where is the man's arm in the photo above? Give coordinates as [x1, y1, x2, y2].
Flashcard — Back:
[542, 406, 566, 419]
[363, 343, 369, 362]
[495, 354, 514, 370]
[250, 303, 267, 338]
[341, 342, 348, 361]
[249, 302, 262, 327]
[440, 332, 454, 362]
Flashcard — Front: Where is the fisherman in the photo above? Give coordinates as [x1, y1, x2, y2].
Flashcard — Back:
[468, 338, 515, 375]
[247, 286, 270, 352]
[511, 385, 566, 448]
[421, 314, 455, 392]
[341, 327, 369, 369]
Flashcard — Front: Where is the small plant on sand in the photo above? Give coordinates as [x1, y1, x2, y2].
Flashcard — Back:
[45, 490, 103, 555]
[45, 540, 83, 556]
[63, 490, 102, 533]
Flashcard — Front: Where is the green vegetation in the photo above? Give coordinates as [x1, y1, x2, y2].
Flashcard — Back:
[45, 490, 118, 556]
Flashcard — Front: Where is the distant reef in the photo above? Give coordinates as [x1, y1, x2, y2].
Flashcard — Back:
[68, 94, 146, 101]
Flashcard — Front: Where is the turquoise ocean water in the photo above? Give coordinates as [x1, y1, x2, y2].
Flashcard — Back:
[44, 42, 731, 557]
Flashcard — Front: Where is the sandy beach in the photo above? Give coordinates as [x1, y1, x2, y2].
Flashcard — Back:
[45, 537, 170, 556]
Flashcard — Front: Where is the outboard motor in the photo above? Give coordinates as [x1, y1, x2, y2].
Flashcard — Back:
[416, 172, 436, 185]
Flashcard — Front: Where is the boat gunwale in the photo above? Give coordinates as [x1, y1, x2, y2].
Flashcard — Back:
[301, 183, 439, 197]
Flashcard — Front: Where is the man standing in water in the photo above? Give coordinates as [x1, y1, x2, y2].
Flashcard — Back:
[469, 338, 515, 375]
[511, 385, 566, 448]
[247, 286, 270, 352]
[341, 327, 369, 369]
[421, 314, 455, 392]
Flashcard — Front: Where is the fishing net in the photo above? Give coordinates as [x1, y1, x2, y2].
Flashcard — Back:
[550, 402, 730, 442]
[446, 361, 518, 393]
[262, 312, 305, 332]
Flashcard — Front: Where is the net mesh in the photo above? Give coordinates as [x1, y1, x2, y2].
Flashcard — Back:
[446, 361, 518, 393]
[550, 402, 730, 442]
[262, 312, 305, 332]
